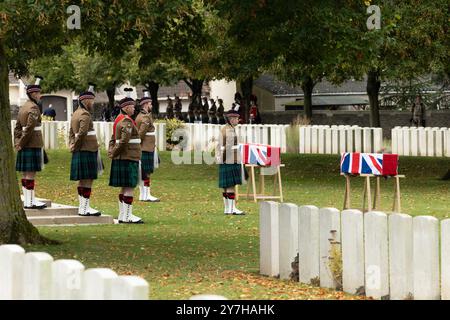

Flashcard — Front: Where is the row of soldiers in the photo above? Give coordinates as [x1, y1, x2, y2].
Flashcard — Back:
[14, 76, 246, 223]
[14, 76, 160, 224]
[166, 96, 227, 124]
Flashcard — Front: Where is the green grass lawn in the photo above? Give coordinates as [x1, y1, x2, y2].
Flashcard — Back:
[23, 150, 450, 299]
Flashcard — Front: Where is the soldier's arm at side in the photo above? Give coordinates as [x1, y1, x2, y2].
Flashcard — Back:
[138, 117, 150, 141]
[18, 109, 39, 148]
[73, 114, 90, 151]
[14, 119, 23, 150]
[111, 120, 131, 157]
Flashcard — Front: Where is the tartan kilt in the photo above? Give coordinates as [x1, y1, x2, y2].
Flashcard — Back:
[70, 151, 98, 181]
[219, 163, 242, 188]
[16, 148, 42, 172]
[141, 151, 154, 174]
[109, 159, 139, 188]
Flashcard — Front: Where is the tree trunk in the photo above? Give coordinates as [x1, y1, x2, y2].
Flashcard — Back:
[240, 77, 253, 124]
[367, 69, 381, 127]
[106, 86, 116, 110]
[147, 81, 160, 116]
[0, 42, 53, 245]
[301, 75, 314, 122]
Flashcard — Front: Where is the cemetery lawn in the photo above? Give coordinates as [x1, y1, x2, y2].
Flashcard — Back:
[23, 150, 450, 299]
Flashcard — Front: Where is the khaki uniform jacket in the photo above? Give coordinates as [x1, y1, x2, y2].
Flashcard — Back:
[218, 124, 241, 164]
[14, 100, 44, 149]
[69, 107, 99, 152]
[108, 115, 141, 162]
[135, 110, 156, 152]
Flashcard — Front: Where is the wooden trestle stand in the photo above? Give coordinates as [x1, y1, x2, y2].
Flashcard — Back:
[236, 164, 284, 203]
[343, 174, 405, 213]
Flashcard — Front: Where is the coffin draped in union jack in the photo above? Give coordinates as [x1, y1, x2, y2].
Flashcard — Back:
[340, 152, 399, 176]
[239, 143, 281, 166]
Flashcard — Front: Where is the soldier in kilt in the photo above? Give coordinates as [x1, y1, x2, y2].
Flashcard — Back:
[136, 90, 160, 203]
[108, 88, 144, 224]
[14, 76, 47, 209]
[217, 110, 245, 215]
[69, 84, 102, 216]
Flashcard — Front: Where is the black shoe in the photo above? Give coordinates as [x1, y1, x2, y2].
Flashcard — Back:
[118, 220, 145, 224]
[78, 212, 102, 217]
[25, 204, 47, 210]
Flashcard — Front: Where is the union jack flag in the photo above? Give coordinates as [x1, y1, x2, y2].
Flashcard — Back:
[340, 152, 398, 176]
[239, 143, 281, 166]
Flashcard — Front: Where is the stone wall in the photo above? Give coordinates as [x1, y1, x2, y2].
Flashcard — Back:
[260, 110, 450, 138]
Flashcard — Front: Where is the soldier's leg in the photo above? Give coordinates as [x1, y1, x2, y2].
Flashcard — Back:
[22, 171, 46, 209]
[120, 187, 143, 224]
[222, 188, 232, 215]
[146, 174, 160, 202]
[139, 171, 148, 201]
[226, 186, 245, 215]
[77, 179, 100, 216]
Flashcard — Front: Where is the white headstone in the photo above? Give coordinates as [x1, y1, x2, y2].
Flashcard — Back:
[346, 128, 354, 152]
[23, 252, 53, 300]
[311, 127, 318, 154]
[445, 129, 450, 157]
[435, 129, 443, 157]
[401, 128, 410, 156]
[388, 213, 413, 300]
[441, 219, 450, 300]
[51, 259, 85, 300]
[396, 128, 404, 156]
[427, 129, 435, 157]
[391, 128, 398, 154]
[364, 211, 389, 299]
[341, 209, 365, 295]
[363, 128, 372, 153]
[410, 128, 419, 156]
[82, 268, 118, 300]
[413, 216, 440, 300]
[418, 128, 427, 156]
[354, 127, 362, 153]
[298, 205, 320, 284]
[0, 245, 25, 299]
[373, 128, 383, 153]
[279, 203, 299, 280]
[304, 126, 311, 154]
[319, 208, 341, 289]
[299, 127, 306, 154]
[332, 128, 339, 154]
[325, 128, 332, 154]
[110, 276, 149, 300]
[259, 201, 280, 277]
[318, 127, 325, 154]
[339, 128, 347, 153]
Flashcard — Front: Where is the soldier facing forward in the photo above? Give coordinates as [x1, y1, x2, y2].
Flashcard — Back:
[14, 76, 47, 209]
[69, 84, 102, 216]
[217, 110, 245, 215]
[108, 88, 144, 224]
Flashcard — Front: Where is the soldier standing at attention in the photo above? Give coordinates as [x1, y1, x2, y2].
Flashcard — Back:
[69, 84, 102, 216]
[217, 110, 245, 215]
[136, 90, 160, 202]
[216, 99, 225, 124]
[108, 88, 144, 224]
[14, 76, 47, 209]
[166, 95, 174, 120]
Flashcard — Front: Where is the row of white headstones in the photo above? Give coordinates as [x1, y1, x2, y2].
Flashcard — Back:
[260, 201, 450, 300]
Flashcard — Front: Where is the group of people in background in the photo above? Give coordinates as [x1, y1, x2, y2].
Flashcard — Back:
[100, 91, 262, 125]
